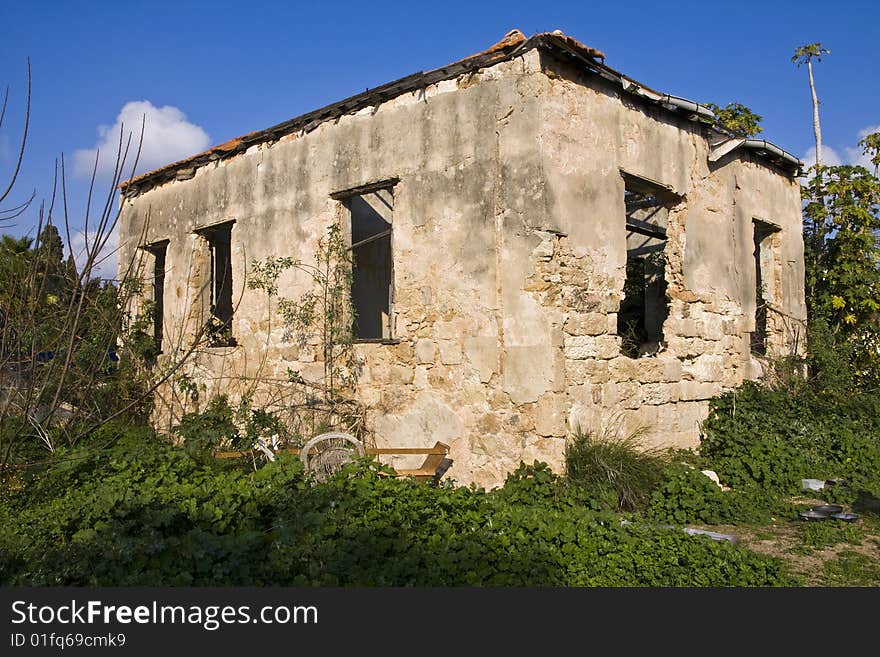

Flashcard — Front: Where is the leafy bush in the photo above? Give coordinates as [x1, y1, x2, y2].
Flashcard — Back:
[564, 428, 671, 512]
[171, 394, 291, 456]
[699, 382, 880, 502]
[0, 429, 795, 587]
[267, 460, 793, 586]
[647, 465, 793, 526]
[0, 428, 305, 585]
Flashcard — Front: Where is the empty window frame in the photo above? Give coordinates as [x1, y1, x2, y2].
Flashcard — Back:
[197, 221, 236, 346]
[618, 174, 674, 358]
[751, 219, 779, 356]
[143, 240, 168, 353]
[338, 184, 394, 341]
[137, 240, 169, 356]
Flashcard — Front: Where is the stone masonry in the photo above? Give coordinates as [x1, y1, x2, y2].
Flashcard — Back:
[118, 30, 807, 489]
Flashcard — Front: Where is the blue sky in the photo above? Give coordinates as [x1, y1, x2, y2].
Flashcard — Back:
[1, 0, 877, 277]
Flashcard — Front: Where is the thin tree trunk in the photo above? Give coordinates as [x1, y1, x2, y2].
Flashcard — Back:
[808, 60, 822, 167]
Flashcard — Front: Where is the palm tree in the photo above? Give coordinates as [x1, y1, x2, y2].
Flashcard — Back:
[792, 43, 830, 168]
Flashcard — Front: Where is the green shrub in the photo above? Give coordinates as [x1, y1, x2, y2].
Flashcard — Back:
[0, 428, 305, 585]
[171, 395, 291, 457]
[700, 382, 880, 501]
[647, 465, 793, 526]
[267, 460, 794, 586]
[823, 550, 880, 586]
[0, 430, 794, 587]
[564, 428, 671, 512]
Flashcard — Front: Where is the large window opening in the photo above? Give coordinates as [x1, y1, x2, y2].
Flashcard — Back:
[197, 221, 235, 346]
[618, 174, 673, 358]
[339, 184, 394, 341]
[146, 241, 168, 352]
[138, 240, 168, 357]
[751, 219, 778, 356]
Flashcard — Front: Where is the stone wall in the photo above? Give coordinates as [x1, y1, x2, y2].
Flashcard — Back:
[118, 48, 806, 489]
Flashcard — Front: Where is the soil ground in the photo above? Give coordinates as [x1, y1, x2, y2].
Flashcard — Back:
[689, 498, 880, 586]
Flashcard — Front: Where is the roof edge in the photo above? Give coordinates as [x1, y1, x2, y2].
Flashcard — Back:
[709, 137, 803, 174]
[119, 30, 605, 197]
[120, 30, 796, 197]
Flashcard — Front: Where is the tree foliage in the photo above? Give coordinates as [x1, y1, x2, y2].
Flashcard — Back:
[801, 162, 880, 387]
[860, 131, 880, 176]
[0, 225, 154, 472]
[791, 42, 830, 67]
[705, 102, 763, 138]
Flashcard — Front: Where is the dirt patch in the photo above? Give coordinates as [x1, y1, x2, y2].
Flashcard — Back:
[691, 513, 880, 586]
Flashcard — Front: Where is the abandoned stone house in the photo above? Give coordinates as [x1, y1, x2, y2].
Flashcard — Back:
[118, 29, 807, 489]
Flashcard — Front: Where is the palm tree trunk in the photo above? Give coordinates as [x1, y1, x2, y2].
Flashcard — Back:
[808, 60, 822, 167]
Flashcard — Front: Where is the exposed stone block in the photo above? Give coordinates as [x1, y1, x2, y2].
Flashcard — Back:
[502, 345, 553, 404]
[684, 354, 725, 382]
[413, 366, 430, 389]
[415, 338, 436, 364]
[641, 383, 674, 405]
[439, 340, 462, 365]
[464, 336, 498, 383]
[608, 356, 637, 380]
[678, 380, 721, 401]
[663, 358, 683, 382]
[389, 365, 415, 385]
[533, 392, 568, 437]
[564, 335, 620, 360]
[563, 312, 609, 336]
[634, 358, 668, 383]
[477, 412, 503, 435]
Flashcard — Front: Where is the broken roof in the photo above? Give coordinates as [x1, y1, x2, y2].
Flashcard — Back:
[121, 29, 800, 197]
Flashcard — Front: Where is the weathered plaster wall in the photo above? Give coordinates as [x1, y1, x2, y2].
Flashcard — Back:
[119, 48, 806, 489]
[517, 53, 806, 459]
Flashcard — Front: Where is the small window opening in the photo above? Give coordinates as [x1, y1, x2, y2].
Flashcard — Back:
[198, 221, 235, 346]
[343, 186, 394, 341]
[146, 241, 168, 352]
[618, 175, 673, 358]
[751, 220, 777, 356]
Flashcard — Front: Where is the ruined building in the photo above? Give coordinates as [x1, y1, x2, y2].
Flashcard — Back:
[118, 30, 806, 488]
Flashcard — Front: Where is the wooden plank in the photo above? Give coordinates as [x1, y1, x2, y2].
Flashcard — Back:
[213, 450, 251, 459]
[625, 218, 667, 240]
[350, 228, 392, 251]
[329, 177, 401, 200]
[365, 447, 448, 455]
[216, 443, 450, 459]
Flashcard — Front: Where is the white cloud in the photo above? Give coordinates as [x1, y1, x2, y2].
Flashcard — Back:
[802, 124, 880, 171]
[857, 125, 880, 140]
[70, 225, 118, 281]
[73, 101, 210, 179]
[843, 124, 880, 169]
[801, 144, 842, 169]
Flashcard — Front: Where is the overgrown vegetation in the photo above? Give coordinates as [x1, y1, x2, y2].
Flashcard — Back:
[646, 465, 793, 526]
[705, 101, 764, 138]
[0, 432, 794, 586]
[2, 46, 878, 588]
[801, 160, 880, 389]
[564, 426, 670, 512]
[700, 381, 880, 504]
[247, 222, 366, 443]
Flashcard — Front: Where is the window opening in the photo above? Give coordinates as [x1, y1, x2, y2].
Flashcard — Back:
[618, 175, 673, 358]
[343, 186, 394, 340]
[751, 220, 777, 356]
[197, 221, 235, 346]
[143, 240, 168, 352]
